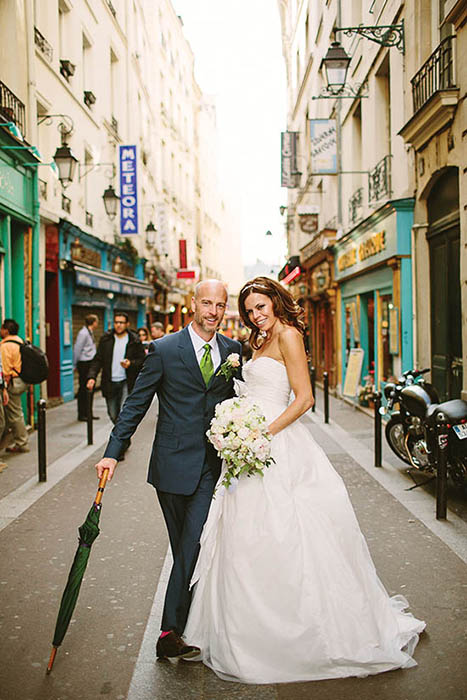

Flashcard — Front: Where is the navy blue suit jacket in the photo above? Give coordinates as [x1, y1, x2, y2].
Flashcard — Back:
[104, 326, 242, 495]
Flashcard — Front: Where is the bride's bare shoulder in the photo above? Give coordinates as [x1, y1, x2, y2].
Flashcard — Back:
[278, 325, 302, 343]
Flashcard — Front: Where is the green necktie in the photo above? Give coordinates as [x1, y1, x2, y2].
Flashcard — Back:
[200, 343, 214, 386]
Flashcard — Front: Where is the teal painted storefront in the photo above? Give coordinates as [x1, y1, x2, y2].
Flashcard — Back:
[58, 221, 151, 402]
[335, 199, 414, 399]
[0, 126, 41, 416]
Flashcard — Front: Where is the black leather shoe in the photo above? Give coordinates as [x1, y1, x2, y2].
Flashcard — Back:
[156, 631, 200, 659]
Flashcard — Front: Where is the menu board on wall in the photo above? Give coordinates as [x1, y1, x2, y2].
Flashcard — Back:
[343, 348, 365, 397]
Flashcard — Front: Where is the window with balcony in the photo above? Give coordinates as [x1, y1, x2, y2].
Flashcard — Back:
[110, 49, 119, 131]
[399, 35, 458, 150]
[0, 80, 26, 137]
[82, 33, 94, 106]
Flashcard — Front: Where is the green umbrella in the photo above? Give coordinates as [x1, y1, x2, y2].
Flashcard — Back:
[46, 470, 109, 674]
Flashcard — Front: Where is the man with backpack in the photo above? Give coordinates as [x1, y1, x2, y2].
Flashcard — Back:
[0, 319, 30, 453]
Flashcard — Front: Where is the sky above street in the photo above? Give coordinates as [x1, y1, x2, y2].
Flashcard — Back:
[172, 0, 288, 266]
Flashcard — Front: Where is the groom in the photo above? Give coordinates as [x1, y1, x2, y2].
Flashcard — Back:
[94, 280, 241, 659]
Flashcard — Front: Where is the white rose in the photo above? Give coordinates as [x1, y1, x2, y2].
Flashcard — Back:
[227, 353, 240, 367]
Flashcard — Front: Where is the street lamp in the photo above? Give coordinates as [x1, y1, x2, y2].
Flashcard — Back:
[53, 143, 79, 188]
[145, 220, 157, 246]
[321, 41, 351, 93]
[102, 184, 120, 219]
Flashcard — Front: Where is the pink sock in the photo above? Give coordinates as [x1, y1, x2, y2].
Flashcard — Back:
[160, 630, 172, 638]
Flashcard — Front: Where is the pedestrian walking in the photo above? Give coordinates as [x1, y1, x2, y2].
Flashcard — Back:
[86, 313, 146, 457]
[137, 327, 151, 353]
[0, 319, 30, 453]
[150, 321, 165, 340]
[73, 314, 99, 422]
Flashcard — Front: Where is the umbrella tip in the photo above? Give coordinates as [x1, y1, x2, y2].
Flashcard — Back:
[46, 646, 58, 674]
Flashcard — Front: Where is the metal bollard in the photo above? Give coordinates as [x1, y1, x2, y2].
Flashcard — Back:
[373, 391, 382, 467]
[87, 389, 93, 446]
[310, 365, 316, 413]
[323, 371, 329, 424]
[436, 423, 449, 520]
[37, 399, 47, 482]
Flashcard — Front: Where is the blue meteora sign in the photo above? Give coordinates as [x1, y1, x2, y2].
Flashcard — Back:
[119, 145, 138, 235]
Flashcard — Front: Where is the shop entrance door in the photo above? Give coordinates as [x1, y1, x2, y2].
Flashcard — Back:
[429, 226, 462, 399]
[427, 168, 462, 400]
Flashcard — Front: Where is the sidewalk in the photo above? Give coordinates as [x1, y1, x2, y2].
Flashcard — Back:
[0, 392, 466, 699]
[0, 394, 112, 501]
[313, 384, 467, 526]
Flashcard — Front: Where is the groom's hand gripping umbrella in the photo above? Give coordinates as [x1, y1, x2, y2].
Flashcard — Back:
[46, 469, 109, 674]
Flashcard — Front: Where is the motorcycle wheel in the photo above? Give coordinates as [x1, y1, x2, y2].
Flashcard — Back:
[449, 454, 467, 489]
[385, 417, 412, 465]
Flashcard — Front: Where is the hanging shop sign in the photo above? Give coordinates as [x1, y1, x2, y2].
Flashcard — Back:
[299, 214, 319, 234]
[309, 119, 337, 174]
[281, 131, 298, 188]
[179, 239, 187, 268]
[119, 145, 138, 235]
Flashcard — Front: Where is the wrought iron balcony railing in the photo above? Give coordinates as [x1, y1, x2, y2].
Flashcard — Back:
[0, 80, 26, 138]
[34, 26, 53, 62]
[368, 155, 392, 204]
[348, 187, 364, 225]
[412, 36, 455, 113]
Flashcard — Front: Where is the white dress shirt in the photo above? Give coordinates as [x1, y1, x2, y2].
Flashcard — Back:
[73, 326, 97, 367]
[188, 323, 221, 371]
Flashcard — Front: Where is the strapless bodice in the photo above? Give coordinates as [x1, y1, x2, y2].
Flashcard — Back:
[243, 357, 291, 413]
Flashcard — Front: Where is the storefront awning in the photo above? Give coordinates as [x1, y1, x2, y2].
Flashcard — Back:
[74, 263, 153, 297]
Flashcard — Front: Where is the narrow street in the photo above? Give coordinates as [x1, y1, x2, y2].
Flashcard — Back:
[1, 396, 466, 700]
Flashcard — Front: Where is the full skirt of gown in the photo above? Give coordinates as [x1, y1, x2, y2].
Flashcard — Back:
[184, 357, 425, 684]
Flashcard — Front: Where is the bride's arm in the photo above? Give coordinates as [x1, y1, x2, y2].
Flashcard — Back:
[267, 328, 314, 436]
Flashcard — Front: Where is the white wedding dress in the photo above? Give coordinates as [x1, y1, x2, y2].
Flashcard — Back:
[184, 357, 425, 684]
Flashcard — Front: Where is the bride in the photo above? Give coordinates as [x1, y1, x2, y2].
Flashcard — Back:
[183, 276, 425, 684]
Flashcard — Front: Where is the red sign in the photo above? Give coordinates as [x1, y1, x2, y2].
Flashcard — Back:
[179, 239, 187, 269]
[282, 266, 302, 285]
[176, 270, 196, 279]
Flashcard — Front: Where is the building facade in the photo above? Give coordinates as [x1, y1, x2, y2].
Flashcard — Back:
[399, 0, 466, 401]
[1, 0, 242, 403]
[278, 0, 415, 401]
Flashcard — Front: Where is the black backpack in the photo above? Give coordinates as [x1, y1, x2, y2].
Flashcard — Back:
[5, 339, 49, 384]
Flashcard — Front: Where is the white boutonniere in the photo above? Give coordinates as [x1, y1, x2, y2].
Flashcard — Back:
[216, 353, 241, 382]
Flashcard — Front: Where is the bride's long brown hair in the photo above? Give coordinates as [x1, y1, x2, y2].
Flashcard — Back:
[238, 276, 305, 350]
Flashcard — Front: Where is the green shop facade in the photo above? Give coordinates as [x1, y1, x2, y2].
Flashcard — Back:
[334, 199, 415, 404]
[0, 124, 40, 419]
[46, 221, 152, 403]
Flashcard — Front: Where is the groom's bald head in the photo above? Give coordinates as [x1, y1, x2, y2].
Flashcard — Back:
[194, 279, 228, 302]
[191, 280, 228, 339]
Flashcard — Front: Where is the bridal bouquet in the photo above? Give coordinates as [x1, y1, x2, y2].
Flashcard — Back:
[207, 396, 274, 491]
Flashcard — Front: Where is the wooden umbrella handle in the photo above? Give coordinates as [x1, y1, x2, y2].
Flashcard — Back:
[94, 469, 109, 506]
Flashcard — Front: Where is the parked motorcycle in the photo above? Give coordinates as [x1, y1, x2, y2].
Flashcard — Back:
[381, 368, 467, 487]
